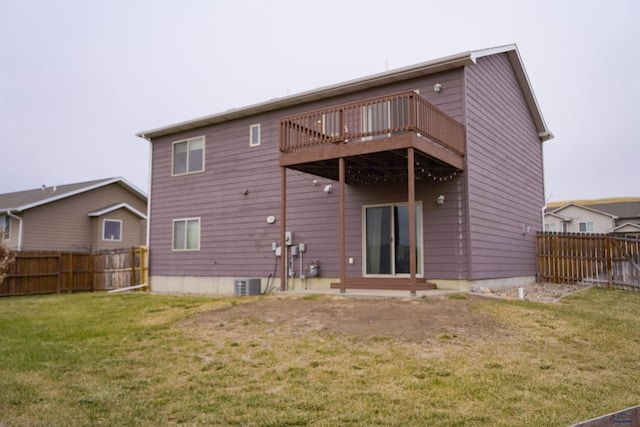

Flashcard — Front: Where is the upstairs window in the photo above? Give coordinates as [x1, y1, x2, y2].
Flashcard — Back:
[173, 136, 204, 175]
[250, 124, 260, 147]
[579, 222, 595, 233]
[173, 218, 200, 251]
[103, 219, 122, 241]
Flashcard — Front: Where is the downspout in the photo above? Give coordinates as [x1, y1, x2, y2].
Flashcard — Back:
[139, 133, 152, 249]
[145, 138, 152, 250]
[6, 210, 23, 251]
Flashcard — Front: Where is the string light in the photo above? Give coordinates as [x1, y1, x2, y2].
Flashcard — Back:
[292, 160, 461, 185]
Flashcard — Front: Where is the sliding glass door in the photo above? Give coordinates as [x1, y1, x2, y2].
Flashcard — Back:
[364, 203, 422, 275]
[361, 101, 390, 140]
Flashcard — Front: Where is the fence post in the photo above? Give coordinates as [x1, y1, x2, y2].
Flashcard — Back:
[130, 247, 136, 287]
[56, 252, 62, 293]
[142, 247, 149, 291]
[90, 252, 95, 292]
[68, 252, 73, 293]
[553, 234, 560, 284]
[606, 235, 613, 288]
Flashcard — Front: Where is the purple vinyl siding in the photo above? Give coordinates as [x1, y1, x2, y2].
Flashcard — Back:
[147, 69, 469, 280]
[463, 53, 544, 280]
[146, 48, 548, 287]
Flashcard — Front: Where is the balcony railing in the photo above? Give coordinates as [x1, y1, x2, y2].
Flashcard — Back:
[280, 91, 464, 156]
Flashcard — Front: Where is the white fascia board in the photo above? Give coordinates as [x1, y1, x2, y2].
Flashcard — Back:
[88, 202, 147, 220]
[554, 203, 619, 220]
[544, 211, 571, 221]
[472, 44, 553, 142]
[612, 222, 640, 232]
[13, 177, 147, 212]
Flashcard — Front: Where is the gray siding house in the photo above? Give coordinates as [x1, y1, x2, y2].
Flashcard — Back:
[138, 44, 552, 295]
[0, 178, 147, 252]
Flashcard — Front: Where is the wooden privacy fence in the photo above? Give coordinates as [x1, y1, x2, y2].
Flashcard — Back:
[537, 232, 640, 291]
[0, 247, 148, 297]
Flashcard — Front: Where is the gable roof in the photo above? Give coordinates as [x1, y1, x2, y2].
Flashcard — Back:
[0, 177, 147, 213]
[550, 203, 618, 220]
[88, 202, 147, 220]
[612, 222, 640, 233]
[547, 198, 640, 220]
[137, 44, 552, 142]
[582, 201, 640, 220]
[544, 211, 571, 221]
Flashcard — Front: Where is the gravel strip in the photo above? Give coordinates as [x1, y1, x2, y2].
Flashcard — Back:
[471, 282, 594, 303]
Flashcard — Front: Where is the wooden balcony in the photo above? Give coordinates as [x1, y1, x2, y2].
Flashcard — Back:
[280, 91, 465, 184]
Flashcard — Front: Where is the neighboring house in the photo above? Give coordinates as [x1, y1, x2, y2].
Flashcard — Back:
[544, 198, 640, 237]
[0, 177, 147, 252]
[137, 44, 553, 295]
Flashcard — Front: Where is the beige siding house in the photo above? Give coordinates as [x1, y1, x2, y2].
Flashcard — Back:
[0, 178, 147, 251]
[544, 198, 640, 237]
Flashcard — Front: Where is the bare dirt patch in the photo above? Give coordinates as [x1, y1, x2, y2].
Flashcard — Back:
[183, 294, 502, 345]
[181, 284, 591, 346]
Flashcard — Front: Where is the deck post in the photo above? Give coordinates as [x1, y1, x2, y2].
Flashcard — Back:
[408, 147, 417, 296]
[281, 167, 287, 291]
[339, 157, 346, 294]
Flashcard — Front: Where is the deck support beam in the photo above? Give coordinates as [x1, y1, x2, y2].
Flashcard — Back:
[408, 147, 417, 297]
[339, 157, 346, 294]
[280, 167, 287, 291]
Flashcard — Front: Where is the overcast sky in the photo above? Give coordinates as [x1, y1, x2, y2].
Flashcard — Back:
[1, 0, 638, 202]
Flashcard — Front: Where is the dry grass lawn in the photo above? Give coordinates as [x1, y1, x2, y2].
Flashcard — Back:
[0, 287, 638, 426]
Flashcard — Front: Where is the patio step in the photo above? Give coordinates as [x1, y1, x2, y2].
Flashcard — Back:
[330, 277, 437, 291]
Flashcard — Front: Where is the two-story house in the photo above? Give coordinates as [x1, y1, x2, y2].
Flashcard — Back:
[0, 177, 147, 252]
[137, 44, 553, 296]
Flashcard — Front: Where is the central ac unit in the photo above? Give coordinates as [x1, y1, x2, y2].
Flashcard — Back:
[233, 278, 261, 296]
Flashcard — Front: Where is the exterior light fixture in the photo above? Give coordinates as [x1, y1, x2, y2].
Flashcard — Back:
[437, 195, 445, 205]
[434, 83, 442, 93]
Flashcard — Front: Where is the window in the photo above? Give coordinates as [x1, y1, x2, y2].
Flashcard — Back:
[173, 136, 204, 175]
[0, 216, 10, 240]
[308, 112, 341, 139]
[562, 223, 568, 233]
[250, 124, 260, 147]
[579, 222, 595, 233]
[544, 223, 556, 232]
[173, 218, 200, 251]
[103, 219, 122, 241]
[362, 101, 391, 141]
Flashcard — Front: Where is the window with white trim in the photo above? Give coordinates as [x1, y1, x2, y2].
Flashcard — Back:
[250, 124, 260, 147]
[103, 219, 122, 241]
[544, 223, 556, 232]
[579, 222, 595, 233]
[173, 136, 204, 175]
[0, 216, 10, 240]
[173, 218, 200, 251]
